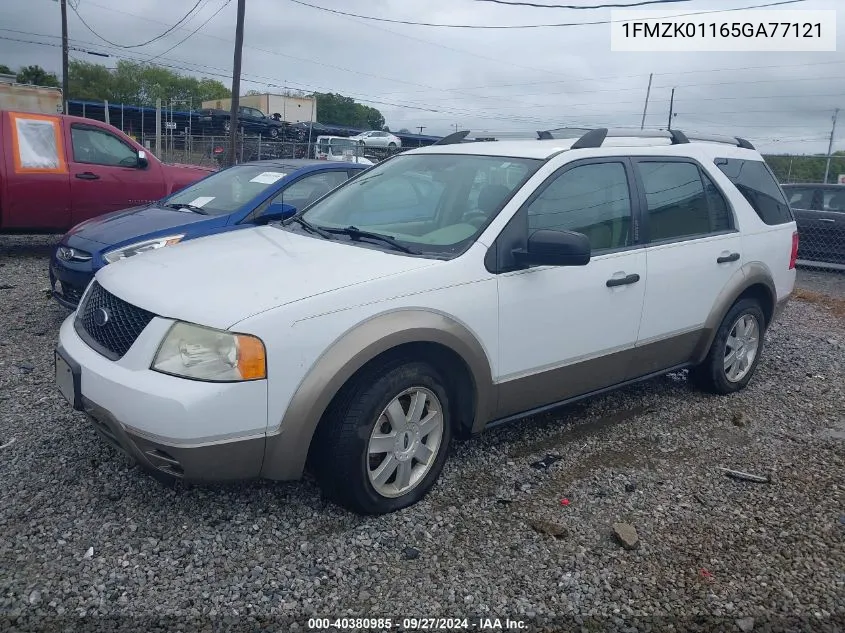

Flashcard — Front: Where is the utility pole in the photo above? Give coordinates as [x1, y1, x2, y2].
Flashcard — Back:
[60, 0, 68, 112]
[667, 88, 675, 131]
[823, 108, 839, 184]
[454, 123, 459, 133]
[418, 126, 425, 135]
[640, 73, 652, 130]
[227, 0, 246, 167]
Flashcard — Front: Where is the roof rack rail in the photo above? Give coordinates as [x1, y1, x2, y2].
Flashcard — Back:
[432, 130, 471, 145]
[537, 127, 755, 150]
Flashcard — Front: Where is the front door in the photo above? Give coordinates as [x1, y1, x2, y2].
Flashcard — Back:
[632, 158, 744, 373]
[495, 158, 647, 419]
[67, 124, 166, 225]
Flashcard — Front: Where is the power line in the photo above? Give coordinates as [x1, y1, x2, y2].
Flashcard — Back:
[470, 0, 691, 7]
[146, 0, 232, 62]
[68, 0, 204, 48]
[285, 0, 807, 29]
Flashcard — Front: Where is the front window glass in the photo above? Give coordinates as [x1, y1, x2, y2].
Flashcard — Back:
[527, 162, 632, 251]
[299, 153, 542, 256]
[165, 165, 291, 215]
[71, 126, 138, 167]
[824, 190, 845, 212]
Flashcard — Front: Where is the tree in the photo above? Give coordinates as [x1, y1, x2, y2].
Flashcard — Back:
[16, 65, 60, 87]
[382, 125, 391, 132]
[398, 128, 411, 134]
[68, 60, 230, 106]
[765, 151, 845, 184]
[0, 64, 13, 75]
[312, 92, 385, 129]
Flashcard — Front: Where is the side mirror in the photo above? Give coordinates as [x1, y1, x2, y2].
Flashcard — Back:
[137, 150, 149, 169]
[513, 229, 591, 267]
[258, 201, 297, 224]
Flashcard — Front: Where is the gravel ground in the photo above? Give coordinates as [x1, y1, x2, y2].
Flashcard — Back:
[1, 235, 844, 633]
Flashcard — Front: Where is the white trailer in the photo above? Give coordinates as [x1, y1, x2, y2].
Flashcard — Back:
[0, 83, 63, 115]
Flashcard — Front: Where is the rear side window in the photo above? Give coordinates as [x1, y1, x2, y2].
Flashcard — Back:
[715, 158, 793, 225]
[637, 161, 731, 243]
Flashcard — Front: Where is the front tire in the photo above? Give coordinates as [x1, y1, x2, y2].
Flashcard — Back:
[269, 127, 279, 138]
[689, 298, 766, 394]
[311, 360, 452, 514]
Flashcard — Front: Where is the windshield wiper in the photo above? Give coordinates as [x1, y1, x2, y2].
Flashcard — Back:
[163, 203, 209, 215]
[282, 215, 334, 240]
[323, 225, 419, 254]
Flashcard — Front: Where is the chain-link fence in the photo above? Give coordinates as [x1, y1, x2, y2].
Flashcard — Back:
[141, 132, 407, 168]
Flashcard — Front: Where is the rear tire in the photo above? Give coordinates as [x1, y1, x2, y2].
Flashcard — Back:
[689, 298, 766, 395]
[311, 360, 452, 514]
[388, 142, 397, 149]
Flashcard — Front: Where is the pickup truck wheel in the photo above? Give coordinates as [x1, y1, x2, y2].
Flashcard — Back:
[311, 360, 452, 514]
[689, 298, 765, 395]
[269, 127, 279, 138]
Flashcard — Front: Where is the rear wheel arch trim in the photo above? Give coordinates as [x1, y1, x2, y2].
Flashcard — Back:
[260, 309, 495, 481]
[691, 261, 777, 364]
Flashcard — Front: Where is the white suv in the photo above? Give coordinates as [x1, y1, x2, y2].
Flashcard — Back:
[55, 128, 798, 514]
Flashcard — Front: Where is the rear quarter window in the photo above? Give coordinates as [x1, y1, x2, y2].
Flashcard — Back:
[714, 158, 793, 225]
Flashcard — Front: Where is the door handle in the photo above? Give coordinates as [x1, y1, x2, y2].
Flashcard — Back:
[75, 172, 100, 180]
[818, 218, 835, 223]
[717, 252, 740, 263]
[606, 273, 640, 287]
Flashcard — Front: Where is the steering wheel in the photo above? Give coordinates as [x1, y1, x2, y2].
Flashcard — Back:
[462, 211, 489, 228]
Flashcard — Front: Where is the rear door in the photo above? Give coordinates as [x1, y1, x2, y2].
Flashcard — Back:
[633, 158, 743, 373]
[67, 123, 166, 225]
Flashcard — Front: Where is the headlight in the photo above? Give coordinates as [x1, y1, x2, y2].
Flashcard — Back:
[152, 322, 266, 382]
[103, 235, 184, 264]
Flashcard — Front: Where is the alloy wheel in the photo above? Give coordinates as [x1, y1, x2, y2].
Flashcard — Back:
[724, 313, 760, 382]
[367, 387, 444, 498]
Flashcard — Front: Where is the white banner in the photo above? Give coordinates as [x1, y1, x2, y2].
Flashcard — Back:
[610, 9, 836, 52]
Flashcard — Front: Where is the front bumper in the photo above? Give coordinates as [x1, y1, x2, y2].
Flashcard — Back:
[49, 254, 95, 309]
[57, 313, 269, 482]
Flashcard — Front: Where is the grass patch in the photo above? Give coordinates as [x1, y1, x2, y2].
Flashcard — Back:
[793, 288, 845, 319]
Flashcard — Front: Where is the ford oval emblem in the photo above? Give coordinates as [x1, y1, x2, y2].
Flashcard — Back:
[93, 307, 111, 327]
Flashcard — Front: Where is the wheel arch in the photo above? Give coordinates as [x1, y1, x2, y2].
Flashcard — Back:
[260, 309, 495, 480]
[690, 261, 776, 365]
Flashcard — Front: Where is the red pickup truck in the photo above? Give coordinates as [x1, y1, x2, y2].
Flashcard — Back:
[0, 110, 213, 233]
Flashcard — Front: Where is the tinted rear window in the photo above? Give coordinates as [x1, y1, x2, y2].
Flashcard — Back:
[715, 158, 793, 225]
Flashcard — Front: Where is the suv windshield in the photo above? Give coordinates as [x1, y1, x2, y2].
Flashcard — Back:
[296, 153, 542, 256]
[164, 165, 290, 216]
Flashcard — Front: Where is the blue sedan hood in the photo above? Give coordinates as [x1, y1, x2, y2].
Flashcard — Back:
[68, 204, 219, 246]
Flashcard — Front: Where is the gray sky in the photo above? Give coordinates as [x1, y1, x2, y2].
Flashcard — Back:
[1, 0, 842, 153]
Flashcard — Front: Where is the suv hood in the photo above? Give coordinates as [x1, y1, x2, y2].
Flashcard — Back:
[67, 204, 218, 247]
[94, 226, 440, 329]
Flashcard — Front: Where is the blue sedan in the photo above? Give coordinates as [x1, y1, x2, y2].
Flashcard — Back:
[49, 159, 368, 308]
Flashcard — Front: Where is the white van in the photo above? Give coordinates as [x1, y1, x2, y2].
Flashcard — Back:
[314, 135, 374, 165]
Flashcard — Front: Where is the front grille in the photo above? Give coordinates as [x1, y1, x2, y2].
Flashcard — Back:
[75, 281, 155, 360]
